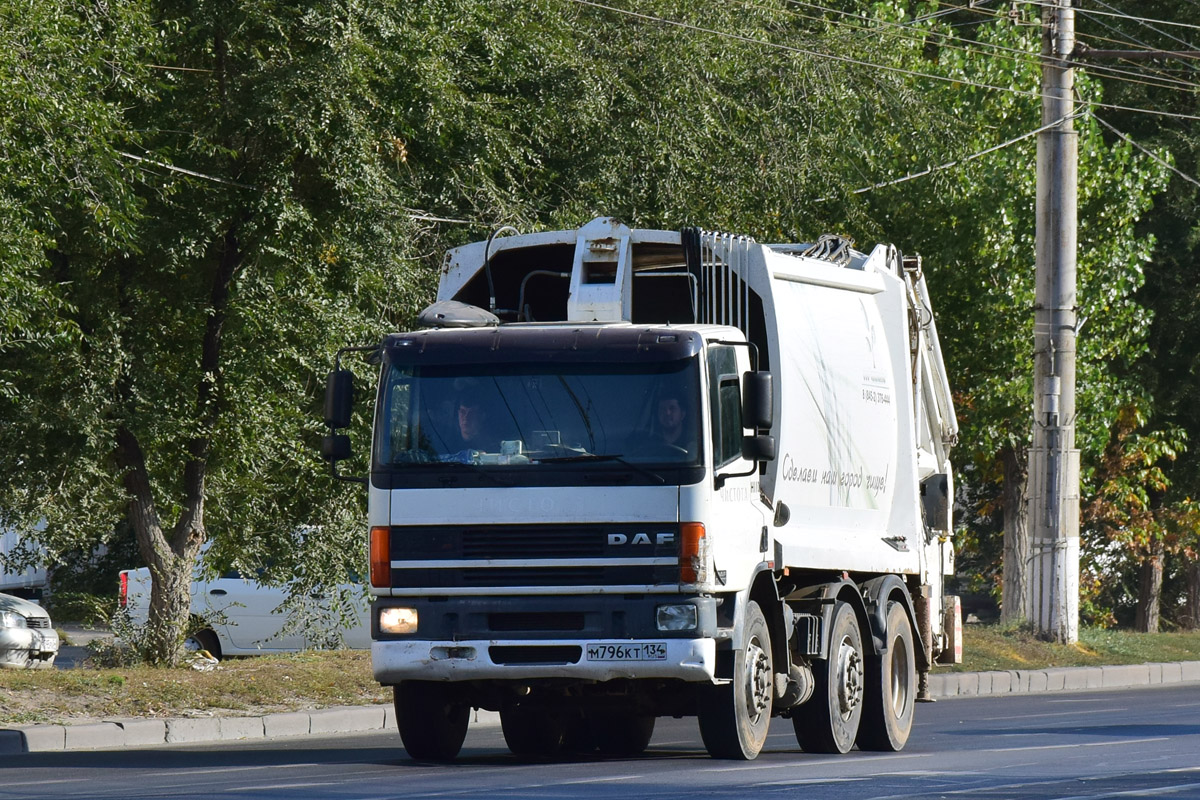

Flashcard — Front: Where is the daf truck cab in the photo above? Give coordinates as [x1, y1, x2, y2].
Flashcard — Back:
[324, 217, 958, 761]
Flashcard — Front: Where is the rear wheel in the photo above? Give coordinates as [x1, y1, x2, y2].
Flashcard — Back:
[501, 705, 570, 757]
[793, 600, 864, 754]
[592, 712, 656, 756]
[698, 600, 773, 759]
[184, 628, 222, 661]
[857, 601, 916, 751]
[394, 681, 469, 761]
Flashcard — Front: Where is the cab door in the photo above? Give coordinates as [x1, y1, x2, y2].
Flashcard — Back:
[705, 343, 770, 588]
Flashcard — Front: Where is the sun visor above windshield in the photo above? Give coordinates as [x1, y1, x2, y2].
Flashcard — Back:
[382, 327, 703, 365]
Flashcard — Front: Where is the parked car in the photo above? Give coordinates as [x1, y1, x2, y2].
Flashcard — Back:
[119, 556, 369, 660]
[0, 592, 59, 669]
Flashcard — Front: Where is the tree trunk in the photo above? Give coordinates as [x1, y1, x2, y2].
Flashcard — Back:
[115, 225, 243, 665]
[1000, 446, 1030, 626]
[117, 426, 201, 665]
[1182, 559, 1200, 631]
[1135, 537, 1165, 633]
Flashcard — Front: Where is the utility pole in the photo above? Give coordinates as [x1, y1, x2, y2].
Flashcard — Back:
[1028, 0, 1079, 643]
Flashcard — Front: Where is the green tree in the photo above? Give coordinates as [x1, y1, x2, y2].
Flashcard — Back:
[1, 0, 1177, 664]
[1, 0, 429, 664]
[0, 0, 151, 387]
[811, 4, 1169, 623]
[1077, 0, 1200, 629]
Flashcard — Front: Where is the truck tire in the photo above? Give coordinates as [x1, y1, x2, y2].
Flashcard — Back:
[501, 705, 569, 757]
[698, 600, 773, 759]
[394, 681, 469, 761]
[592, 712, 656, 756]
[857, 601, 916, 751]
[792, 600, 864, 754]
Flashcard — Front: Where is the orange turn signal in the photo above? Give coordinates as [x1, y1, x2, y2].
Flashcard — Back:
[679, 522, 707, 584]
[370, 526, 390, 588]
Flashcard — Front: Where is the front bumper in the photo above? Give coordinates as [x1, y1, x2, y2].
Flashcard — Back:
[373, 636, 716, 683]
[0, 627, 59, 669]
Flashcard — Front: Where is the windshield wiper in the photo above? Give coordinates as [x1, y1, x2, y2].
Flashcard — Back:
[535, 453, 621, 464]
[430, 460, 514, 487]
[535, 453, 665, 484]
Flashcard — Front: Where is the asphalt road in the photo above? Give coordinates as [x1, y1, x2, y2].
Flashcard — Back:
[3, 685, 1199, 800]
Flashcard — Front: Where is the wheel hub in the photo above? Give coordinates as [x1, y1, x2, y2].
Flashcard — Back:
[745, 639, 772, 721]
[889, 635, 911, 713]
[835, 637, 863, 719]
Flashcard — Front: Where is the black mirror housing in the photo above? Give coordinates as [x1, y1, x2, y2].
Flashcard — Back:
[322, 433, 352, 462]
[742, 371, 773, 430]
[741, 434, 776, 462]
[324, 370, 354, 429]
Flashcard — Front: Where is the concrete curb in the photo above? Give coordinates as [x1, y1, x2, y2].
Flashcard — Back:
[3, 661, 1199, 754]
[926, 659, 1200, 698]
[0, 706, 499, 755]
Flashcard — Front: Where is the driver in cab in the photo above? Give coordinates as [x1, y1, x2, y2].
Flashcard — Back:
[651, 389, 697, 459]
[458, 397, 494, 450]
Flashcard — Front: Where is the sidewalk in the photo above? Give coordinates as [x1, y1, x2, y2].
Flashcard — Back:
[4, 660, 1199, 755]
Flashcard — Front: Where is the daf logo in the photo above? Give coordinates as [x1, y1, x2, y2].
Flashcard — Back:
[608, 532, 674, 546]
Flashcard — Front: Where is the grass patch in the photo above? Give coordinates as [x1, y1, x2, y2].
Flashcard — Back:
[0, 650, 389, 726]
[952, 625, 1200, 673]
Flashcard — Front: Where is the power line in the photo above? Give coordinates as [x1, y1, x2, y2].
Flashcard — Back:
[1090, 0, 1199, 52]
[1072, 6, 1199, 56]
[771, 0, 1200, 94]
[1014, 0, 1200, 35]
[931, 0, 1200, 88]
[118, 151, 256, 190]
[568, 0, 1200, 121]
[819, 112, 1079, 201]
[119, 150, 482, 227]
[1092, 114, 1200, 190]
[1075, 5, 1200, 79]
[569, 0, 1041, 97]
[402, 211, 483, 226]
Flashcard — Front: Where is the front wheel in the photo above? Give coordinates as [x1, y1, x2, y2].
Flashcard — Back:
[793, 600, 864, 754]
[394, 681, 469, 761]
[697, 600, 774, 759]
[857, 601, 916, 751]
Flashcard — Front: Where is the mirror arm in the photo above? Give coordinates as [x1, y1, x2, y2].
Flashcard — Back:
[330, 461, 368, 486]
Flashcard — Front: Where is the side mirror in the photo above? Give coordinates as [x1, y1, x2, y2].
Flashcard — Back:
[742, 371, 773, 430]
[322, 433, 352, 462]
[741, 434, 776, 463]
[324, 370, 354, 429]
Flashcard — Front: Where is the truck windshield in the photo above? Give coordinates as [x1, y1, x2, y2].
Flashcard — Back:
[375, 359, 702, 476]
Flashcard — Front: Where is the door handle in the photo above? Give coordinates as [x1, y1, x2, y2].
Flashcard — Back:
[209, 589, 228, 596]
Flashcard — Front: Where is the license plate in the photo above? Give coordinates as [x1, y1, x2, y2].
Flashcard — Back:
[585, 642, 667, 661]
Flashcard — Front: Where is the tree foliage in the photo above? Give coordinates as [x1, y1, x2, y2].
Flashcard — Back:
[1077, 0, 1200, 629]
[0, 0, 1184, 659]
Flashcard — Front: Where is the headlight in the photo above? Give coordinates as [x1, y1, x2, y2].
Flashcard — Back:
[379, 607, 418, 635]
[656, 604, 698, 632]
[0, 611, 27, 629]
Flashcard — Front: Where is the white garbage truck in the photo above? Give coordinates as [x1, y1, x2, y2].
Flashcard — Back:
[323, 217, 959, 761]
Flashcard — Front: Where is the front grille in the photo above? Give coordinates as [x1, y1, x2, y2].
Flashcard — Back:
[462, 528, 605, 558]
[488, 612, 586, 632]
[393, 564, 674, 588]
[25, 617, 50, 629]
[390, 523, 679, 589]
[489, 645, 582, 665]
